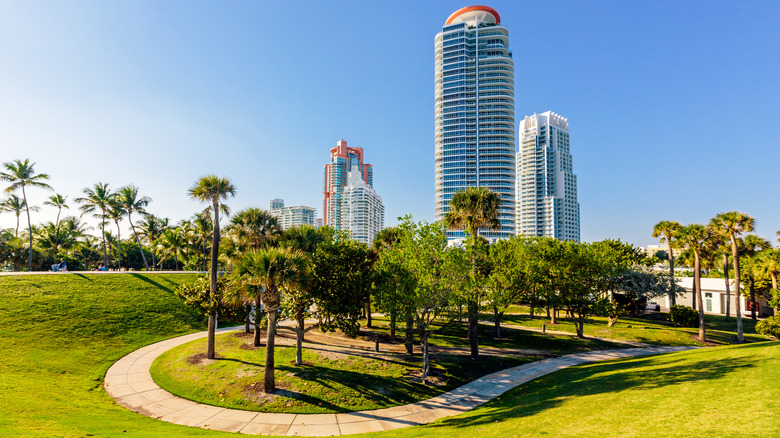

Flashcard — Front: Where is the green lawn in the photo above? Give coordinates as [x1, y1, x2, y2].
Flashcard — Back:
[151, 332, 531, 414]
[497, 305, 766, 345]
[383, 341, 780, 437]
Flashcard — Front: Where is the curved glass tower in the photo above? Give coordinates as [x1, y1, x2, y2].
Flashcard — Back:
[434, 5, 515, 241]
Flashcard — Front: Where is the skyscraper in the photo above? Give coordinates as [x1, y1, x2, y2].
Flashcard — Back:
[434, 5, 516, 241]
[269, 198, 317, 230]
[516, 111, 580, 241]
[323, 139, 384, 244]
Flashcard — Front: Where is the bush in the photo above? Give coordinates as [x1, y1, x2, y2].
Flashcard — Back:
[669, 305, 698, 328]
[756, 316, 780, 339]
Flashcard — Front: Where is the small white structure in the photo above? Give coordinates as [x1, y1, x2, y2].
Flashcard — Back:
[655, 277, 775, 317]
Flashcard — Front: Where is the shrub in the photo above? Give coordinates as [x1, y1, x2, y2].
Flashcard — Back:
[756, 316, 780, 339]
[669, 305, 698, 328]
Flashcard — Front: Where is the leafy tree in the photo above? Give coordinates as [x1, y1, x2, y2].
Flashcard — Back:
[138, 214, 168, 270]
[652, 220, 682, 305]
[370, 226, 401, 335]
[612, 265, 683, 321]
[156, 228, 185, 270]
[43, 193, 69, 236]
[757, 249, 780, 315]
[484, 237, 527, 338]
[76, 182, 113, 268]
[741, 235, 771, 319]
[231, 248, 307, 393]
[176, 275, 244, 330]
[0, 159, 52, 271]
[226, 208, 281, 252]
[115, 185, 152, 270]
[443, 186, 501, 359]
[676, 224, 716, 342]
[189, 175, 236, 359]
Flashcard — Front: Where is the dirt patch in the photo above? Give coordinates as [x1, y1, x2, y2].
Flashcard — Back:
[187, 352, 218, 366]
[315, 349, 351, 361]
[407, 369, 446, 386]
[242, 381, 298, 405]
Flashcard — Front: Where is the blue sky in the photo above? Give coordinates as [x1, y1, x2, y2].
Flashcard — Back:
[1, 0, 779, 247]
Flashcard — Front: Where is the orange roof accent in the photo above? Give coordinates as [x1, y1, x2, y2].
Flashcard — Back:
[445, 5, 501, 25]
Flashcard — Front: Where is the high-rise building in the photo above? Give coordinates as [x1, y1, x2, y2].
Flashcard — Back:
[515, 111, 580, 241]
[323, 139, 384, 244]
[269, 199, 316, 230]
[434, 5, 516, 241]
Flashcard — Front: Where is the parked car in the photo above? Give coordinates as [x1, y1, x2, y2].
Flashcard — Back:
[645, 300, 661, 312]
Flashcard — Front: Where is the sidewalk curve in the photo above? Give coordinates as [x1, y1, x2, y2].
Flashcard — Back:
[104, 327, 694, 436]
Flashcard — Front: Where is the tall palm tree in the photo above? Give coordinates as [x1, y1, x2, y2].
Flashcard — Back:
[443, 186, 501, 360]
[652, 220, 682, 306]
[740, 235, 770, 320]
[676, 224, 715, 342]
[116, 185, 152, 270]
[0, 159, 52, 271]
[710, 211, 754, 343]
[76, 183, 113, 268]
[138, 214, 168, 270]
[107, 199, 126, 269]
[44, 194, 69, 234]
[226, 208, 281, 251]
[192, 210, 212, 271]
[0, 195, 34, 238]
[232, 248, 307, 392]
[189, 175, 236, 360]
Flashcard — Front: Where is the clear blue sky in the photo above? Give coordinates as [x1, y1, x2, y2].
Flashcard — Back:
[1, 0, 779, 247]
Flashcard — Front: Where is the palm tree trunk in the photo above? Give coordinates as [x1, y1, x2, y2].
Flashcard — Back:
[668, 240, 676, 306]
[15, 213, 20, 238]
[101, 216, 108, 268]
[722, 253, 731, 321]
[114, 220, 122, 270]
[295, 309, 305, 366]
[254, 296, 263, 347]
[730, 235, 744, 343]
[695, 254, 706, 342]
[22, 186, 32, 271]
[751, 276, 759, 320]
[366, 296, 372, 328]
[264, 309, 278, 393]
[128, 216, 149, 270]
[207, 200, 220, 359]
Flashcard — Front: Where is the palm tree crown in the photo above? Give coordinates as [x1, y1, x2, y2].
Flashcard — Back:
[443, 186, 501, 238]
[76, 182, 114, 267]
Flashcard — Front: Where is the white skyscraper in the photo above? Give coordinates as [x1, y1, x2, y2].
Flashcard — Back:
[269, 199, 317, 230]
[516, 111, 580, 241]
[340, 166, 384, 245]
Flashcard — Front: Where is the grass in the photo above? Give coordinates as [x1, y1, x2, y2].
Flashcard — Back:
[151, 332, 533, 414]
[366, 315, 626, 355]
[384, 341, 780, 437]
[497, 305, 767, 346]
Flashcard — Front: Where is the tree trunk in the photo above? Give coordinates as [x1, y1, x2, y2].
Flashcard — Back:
[254, 296, 263, 347]
[730, 235, 744, 343]
[723, 252, 731, 321]
[295, 310, 305, 366]
[207, 312, 216, 359]
[695, 254, 706, 342]
[207, 200, 220, 359]
[129, 216, 149, 270]
[405, 306, 414, 355]
[493, 305, 501, 338]
[264, 309, 278, 393]
[691, 279, 696, 310]
[114, 220, 122, 270]
[467, 299, 479, 359]
[550, 306, 557, 324]
[668, 240, 676, 306]
[101, 217, 108, 268]
[366, 296, 372, 328]
[576, 313, 585, 338]
[421, 330, 430, 385]
[244, 303, 251, 333]
[22, 186, 33, 271]
[389, 308, 396, 342]
[751, 276, 759, 321]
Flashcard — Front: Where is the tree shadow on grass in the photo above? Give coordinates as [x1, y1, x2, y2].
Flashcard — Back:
[424, 354, 756, 430]
[128, 273, 172, 292]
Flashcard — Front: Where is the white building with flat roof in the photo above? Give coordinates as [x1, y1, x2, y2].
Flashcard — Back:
[340, 166, 384, 245]
[269, 199, 316, 230]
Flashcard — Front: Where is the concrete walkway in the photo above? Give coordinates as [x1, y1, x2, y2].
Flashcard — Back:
[105, 327, 694, 436]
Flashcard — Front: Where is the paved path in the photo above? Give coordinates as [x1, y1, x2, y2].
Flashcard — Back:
[105, 327, 694, 436]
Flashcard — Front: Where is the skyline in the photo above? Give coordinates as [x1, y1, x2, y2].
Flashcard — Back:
[1, 1, 779, 247]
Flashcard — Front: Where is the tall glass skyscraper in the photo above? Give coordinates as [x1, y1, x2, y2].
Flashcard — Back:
[434, 5, 516, 241]
[516, 111, 580, 241]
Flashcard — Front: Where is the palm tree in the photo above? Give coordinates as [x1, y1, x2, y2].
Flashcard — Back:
[116, 185, 152, 270]
[76, 183, 113, 268]
[226, 208, 281, 251]
[740, 235, 770, 321]
[156, 228, 185, 270]
[676, 224, 715, 342]
[107, 199, 126, 269]
[0, 159, 52, 271]
[189, 175, 236, 360]
[232, 248, 307, 392]
[0, 195, 35, 238]
[710, 211, 754, 343]
[757, 249, 780, 315]
[443, 186, 501, 360]
[652, 220, 682, 306]
[138, 214, 168, 270]
[192, 210, 212, 271]
[44, 194, 69, 234]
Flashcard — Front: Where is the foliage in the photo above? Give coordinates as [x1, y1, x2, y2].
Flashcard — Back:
[755, 316, 780, 339]
[668, 304, 699, 328]
[176, 275, 243, 321]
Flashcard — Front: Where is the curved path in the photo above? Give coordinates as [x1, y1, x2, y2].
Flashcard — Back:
[104, 327, 694, 436]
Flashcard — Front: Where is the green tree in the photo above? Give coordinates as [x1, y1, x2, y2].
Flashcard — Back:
[107, 198, 126, 269]
[676, 224, 716, 342]
[226, 208, 281, 252]
[740, 235, 771, 320]
[1, 194, 35, 238]
[757, 249, 780, 315]
[43, 193, 69, 236]
[443, 186, 501, 359]
[710, 211, 755, 343]
[370, 226, 402, 339]
[231, 247, 307, 393]
[485, 236, 528, 337]
[156, 228, 185, 270]
[116, 185, 152, 270]
[0, 159, 52, 271]
[652, 220, 682, 306]
[76, 182, 113, 268]
[188, 175, 236, 359]
[138, 214, 168, 270]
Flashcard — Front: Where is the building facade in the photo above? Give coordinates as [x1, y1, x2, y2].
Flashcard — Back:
[515, 111, 580, 241]
[269, 199, 316, 230]
[434, 5, 516, 241]
[322, 139, 384, 244]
